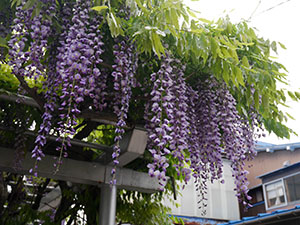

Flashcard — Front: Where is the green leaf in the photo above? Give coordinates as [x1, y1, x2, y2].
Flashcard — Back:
[286, 112, 295, 120]
[278, 42, 287, 50]
[288, 91, 298, 101]
[170, 8, 179, 30]
[271, 41, 277, 53]
[222, 62, 230, 85]
[198, 18, 212, 24]
[242, 56, 250, 68]
[211, 37, 219, 59]
[254, 90, 259, 109]
[228, 48, 239, 64]
[187, 7, 197, 18]
[106, 12, 124, 37]
[0, 37, 8, 49]
[151, 32, 165, 57]
[295, 91, 300, 100]
[22, 0, 35, 10]
[262, 94, 269, 111]
[235, 67, 244, 86]
[34, 2, 41, 17]
[221, 47, 231, 59]
[91, 5, 108, 12]
[94, 0, 101, 6]
[11, 0, 22, 7]
[155, 29, 166, 37]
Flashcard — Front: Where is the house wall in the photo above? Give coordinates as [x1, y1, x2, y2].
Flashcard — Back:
[163, 159, 240, 221]
[245, 149, 300, 188]
[240, 186, 266, 217]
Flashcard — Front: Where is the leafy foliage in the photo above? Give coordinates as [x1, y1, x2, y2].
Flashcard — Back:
[117, 190, 179, 225]
[0, 0, 299, 224]
[0, 63, 19, 92]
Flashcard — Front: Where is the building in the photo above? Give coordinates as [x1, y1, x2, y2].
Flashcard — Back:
[163, 159, 240, 224]
[162, 141, 300, 224]
[221, 142, 300, 225]
[240, 142, 300, 217]
[259, 161, 300, 212]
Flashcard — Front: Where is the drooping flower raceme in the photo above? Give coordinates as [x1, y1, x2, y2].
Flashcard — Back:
[54, 0, 106, 168]
[7, 0, 260, 207]
[146, 53, 257, 204]
[189, 77, 257, 206]
[9, 1, 56, 172]
[111, 39, 138, 183]
[148, 56, 192, 184]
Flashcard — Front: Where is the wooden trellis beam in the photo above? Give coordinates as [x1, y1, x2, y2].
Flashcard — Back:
[0, 147, 160, 193]
[0, 93, 131, 128]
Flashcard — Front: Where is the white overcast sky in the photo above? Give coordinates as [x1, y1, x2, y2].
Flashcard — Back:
[185, 0, 300, 144]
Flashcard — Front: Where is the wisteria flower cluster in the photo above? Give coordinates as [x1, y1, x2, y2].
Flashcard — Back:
[194, 78, 256, 206]
[7, 0, 261, 207]
[111, 39, 138, 182]
[0, 5, 12, 61]
[145, 55, 191, 187]
[145, 53, 257, 204]
[8, 1, 56, 174]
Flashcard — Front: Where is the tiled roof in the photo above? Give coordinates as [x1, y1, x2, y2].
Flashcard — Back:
[220, 205, 300, 225]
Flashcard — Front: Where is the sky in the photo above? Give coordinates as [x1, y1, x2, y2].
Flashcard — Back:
[185, 0, 300, 145]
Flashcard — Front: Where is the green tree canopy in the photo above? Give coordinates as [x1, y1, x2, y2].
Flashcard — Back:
[0, 0, 298, 224]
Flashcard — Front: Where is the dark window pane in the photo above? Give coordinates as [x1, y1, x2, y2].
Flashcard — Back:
[285, 173, 300, 202]
[256, 189, 263, 202]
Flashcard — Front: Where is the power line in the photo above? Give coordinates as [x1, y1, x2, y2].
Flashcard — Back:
[248, 0, 262, 21]
[257, 0, 293, 16]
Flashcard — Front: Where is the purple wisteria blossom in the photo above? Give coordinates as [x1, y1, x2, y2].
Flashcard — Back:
[111, 39, 138, 183]
[9, 0, 56, 173]
[146, 61, 257, 205]
[54, 0, 106, 169]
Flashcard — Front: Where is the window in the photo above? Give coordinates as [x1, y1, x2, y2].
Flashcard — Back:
[285, 173, 300, 202]
[256, 189, 263, 202]
[265, 180, 286, 208]
[264, 172, 300, 209]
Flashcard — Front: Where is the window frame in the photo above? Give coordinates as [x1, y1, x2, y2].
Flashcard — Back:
[263, 178, 288, 210]
[263, 171, 300, 210]
[282, 171, 300, 203]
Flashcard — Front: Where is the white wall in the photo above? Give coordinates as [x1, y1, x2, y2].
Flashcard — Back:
[163, 159, 240, 221]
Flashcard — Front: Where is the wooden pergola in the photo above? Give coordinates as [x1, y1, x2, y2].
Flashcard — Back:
[0, 93, 160, 225]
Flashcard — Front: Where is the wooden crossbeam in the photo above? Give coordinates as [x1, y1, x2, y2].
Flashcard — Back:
[0, 147, 160, 193]
[0, 93, 130, 128]
[0, 92, 149, 166]
[0, 126, 148, 166]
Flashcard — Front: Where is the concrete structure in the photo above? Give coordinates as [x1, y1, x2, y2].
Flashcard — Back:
[0, 128, 157, 225]
[163, 159, 240, 222]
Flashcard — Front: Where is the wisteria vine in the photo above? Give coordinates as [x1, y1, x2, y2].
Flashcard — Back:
[6, 0, 262, 207]
[145, 55, 257, 204]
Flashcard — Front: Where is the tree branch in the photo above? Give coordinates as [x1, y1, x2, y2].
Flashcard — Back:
[14, 74, 44, 110]
[0, 172, 8, 217]
[32, 178, 50, 210]
[74, 121, 99, 140]
[99, 62, 113, 69]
